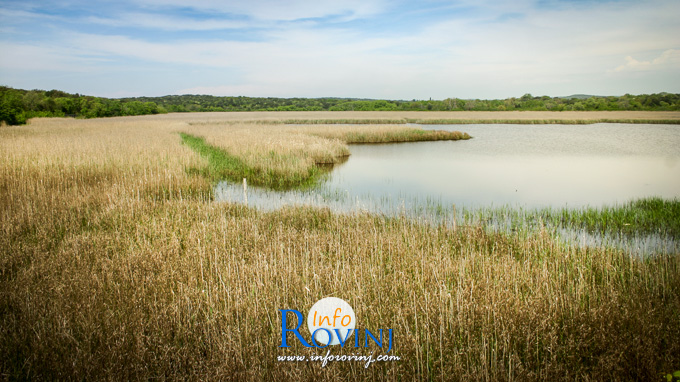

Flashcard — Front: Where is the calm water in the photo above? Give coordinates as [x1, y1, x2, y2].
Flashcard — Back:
[330, 123, 679, 208]
[216, 123, 680, 210]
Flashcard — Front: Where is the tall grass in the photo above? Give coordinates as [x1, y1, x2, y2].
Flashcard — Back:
[180, 132, 327, 190]
[1, 115, 679, 380]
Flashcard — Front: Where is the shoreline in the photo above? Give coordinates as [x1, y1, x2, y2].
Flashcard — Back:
[89, 110, 680, 124]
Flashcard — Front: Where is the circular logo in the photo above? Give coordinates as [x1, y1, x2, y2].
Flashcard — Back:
[307, 297, 356, 346]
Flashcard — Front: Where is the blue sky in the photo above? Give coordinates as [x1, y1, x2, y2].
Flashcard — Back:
[0, 0, 678, 99]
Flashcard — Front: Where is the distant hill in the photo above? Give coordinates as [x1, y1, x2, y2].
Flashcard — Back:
[2, 85, 679, 125]
[560, 94, 604, 99]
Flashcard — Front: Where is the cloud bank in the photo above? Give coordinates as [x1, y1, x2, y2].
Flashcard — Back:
[0, 0, 678, 98]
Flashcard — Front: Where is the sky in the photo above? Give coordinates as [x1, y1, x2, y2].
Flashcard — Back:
[0, 0, 679, 99]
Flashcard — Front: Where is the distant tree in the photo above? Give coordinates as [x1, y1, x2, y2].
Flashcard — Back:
[0, 88, 27, 125]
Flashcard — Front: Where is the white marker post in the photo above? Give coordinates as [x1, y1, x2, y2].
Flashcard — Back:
[243, 178, 248, 206]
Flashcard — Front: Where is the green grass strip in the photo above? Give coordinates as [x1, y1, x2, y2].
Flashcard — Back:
[180, 132, 253, 182]
[180, 132, 324, 190]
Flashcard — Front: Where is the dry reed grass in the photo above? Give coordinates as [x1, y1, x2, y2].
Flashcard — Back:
[181, 122, 468, 188]
[185, 123, 350, 180]
[1, 115, 679, 381]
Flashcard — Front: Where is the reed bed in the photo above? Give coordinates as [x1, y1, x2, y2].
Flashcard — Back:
[180, 123, 469, 189]
[294, 124, 471, 143]
[1, 115, 679, 381]
[463, 198, 680, 239]
[179, 124, 348, 189]
[545, 198, 680, 238]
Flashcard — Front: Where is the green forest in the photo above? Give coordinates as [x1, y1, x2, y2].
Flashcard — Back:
[2, 85, 680, 125]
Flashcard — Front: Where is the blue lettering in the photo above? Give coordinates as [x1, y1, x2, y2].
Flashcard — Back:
[311, 328, 332, 348]
[387, 329, 393, 352]
[364, 328, 383, 348]
[279, 309, 312, 348]
[334, 328, 353, 348]
[355, 327, 360, 347]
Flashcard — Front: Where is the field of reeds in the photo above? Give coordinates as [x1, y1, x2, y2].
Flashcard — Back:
[1, 114, 679, 381]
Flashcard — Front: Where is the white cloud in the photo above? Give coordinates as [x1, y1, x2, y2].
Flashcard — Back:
[614, 49, 680, 72]
[1, 0, 679, 98]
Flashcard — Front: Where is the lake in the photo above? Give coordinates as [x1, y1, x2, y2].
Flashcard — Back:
[215, 123, 680, 213]
[215, 123, 679, 255]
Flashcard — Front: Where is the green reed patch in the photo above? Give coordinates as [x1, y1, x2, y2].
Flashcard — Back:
[466, 197, 680, 239]
[550, 197, 680, 238]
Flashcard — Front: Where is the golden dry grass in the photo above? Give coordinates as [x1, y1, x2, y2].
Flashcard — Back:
[185, 123, 350, 179]
[1, 115, 679, 381]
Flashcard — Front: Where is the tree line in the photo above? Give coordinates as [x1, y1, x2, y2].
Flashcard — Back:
[2, 85, 679, 125]
[0, 87, 164, 125]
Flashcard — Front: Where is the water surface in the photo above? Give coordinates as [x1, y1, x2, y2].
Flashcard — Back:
[215, 123, 680, 254]
[216, 123, 680, 210]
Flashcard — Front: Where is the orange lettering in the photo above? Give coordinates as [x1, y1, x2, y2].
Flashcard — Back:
[333, 308, 342, 326]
